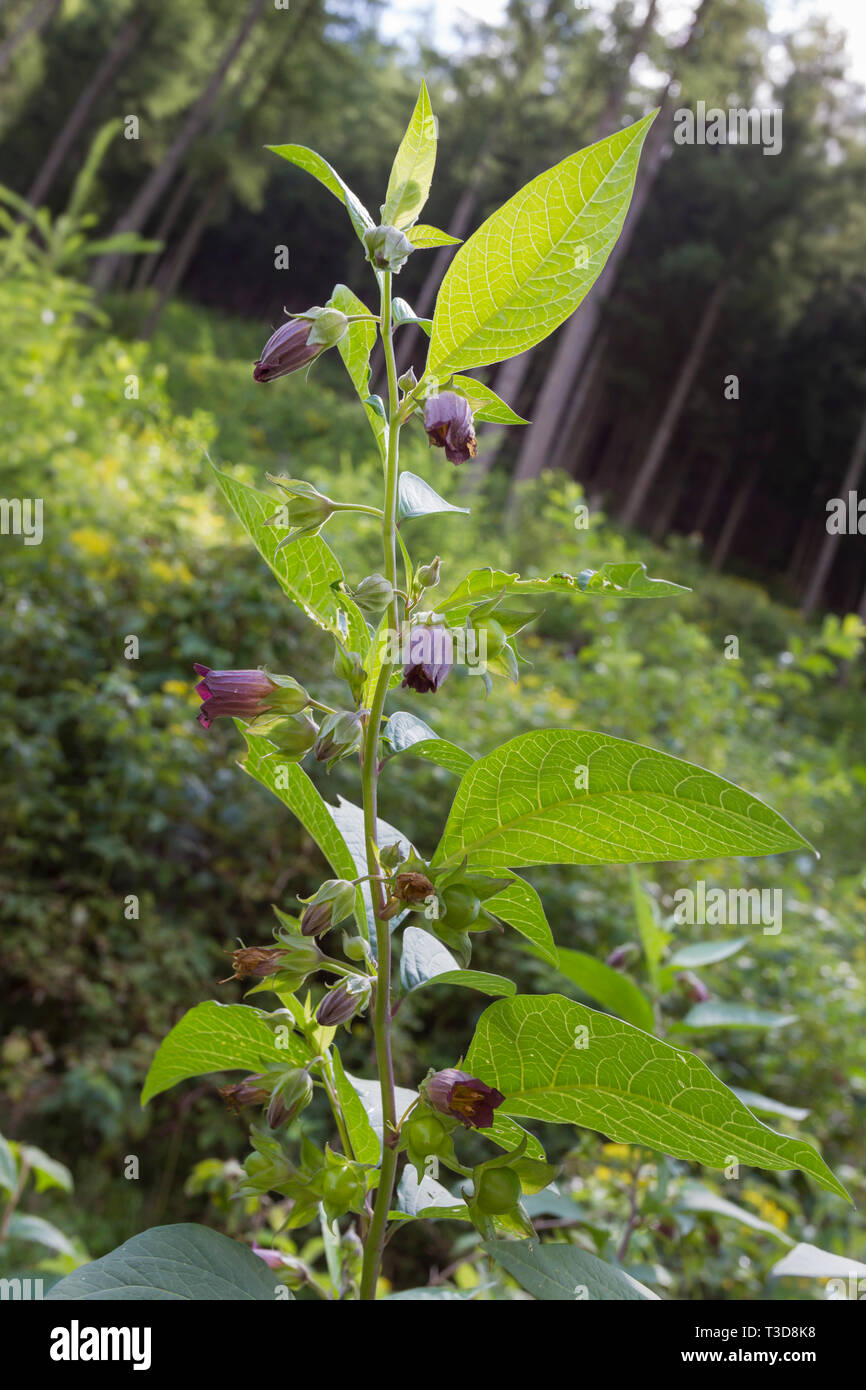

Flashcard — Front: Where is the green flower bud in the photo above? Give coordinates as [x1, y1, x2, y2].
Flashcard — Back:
[299, 879, 357, 936]
[352, 572, 394, 617]
[333, 645, 366, 701]
[440, 883, 481, 929]
[267, 1069, 314, 1128]
[415, 556, 441, 590]
[248, 710, 318, 760]
[314, 709, 363, 768]
[301, 305, 349, 350]
[474, 1166, 522, 1215]
[363, 223, 414, 274]
[265, 475, 337, 540]
[397, 365, 418, 394]
[471, 616, 508, 662]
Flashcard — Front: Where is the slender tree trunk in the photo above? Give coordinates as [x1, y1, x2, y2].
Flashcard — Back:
[137, 176, 226, 339]
[89, 0, 267, 295]
[549, 330, 609, 475]
[619, 280, 726, 528]
[710, 471, 757, 571]
[692, 461, 728, 537]
[0, 0, 60, 75]
[132, 167, 196, 290]
[27, 12, 143, 206]
[507, 0, 713, 497]
[801, 410, 866, 616]
[651, 455, 689, 541]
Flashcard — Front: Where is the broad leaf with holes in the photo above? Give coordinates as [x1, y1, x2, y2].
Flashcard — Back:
[432, 730, 812, 870]
[426, 112, 656, 375]
[465, 995, 846, 1198]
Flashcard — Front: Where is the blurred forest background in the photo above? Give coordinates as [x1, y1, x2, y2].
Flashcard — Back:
[1, 0, 865, 1298]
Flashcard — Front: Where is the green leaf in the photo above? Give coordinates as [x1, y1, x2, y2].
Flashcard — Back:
[427, 111, 656, 375]
[6, 1214, 78, 1257]
[407, 224, 462, 248]
[730, 1089, 810, 1123]
[267, 143, 373, 243]
[437, 562, 687, 619]
[400, 926, 515, 997]
[382, 80, 437, 229]
[328, 284, 385, 457]
[451, 374, 528, 425]
[483, 1239, 659, 1301]
[0, 1133, 18, 1193]
[771, 1243, 866, 1280]
[465, 994, 847, 1199]
[384, 1286, 475, 1299]
[676, 1181, 792, 1244]
[397, 470, 470, 521]
[393, 1166, 467, 1221]
[46, 1224, 282, 1300]
[629, 869, 671, 991]
[675, 1002, 797, 1032]
[331, 1048, 380, 1165]
[141, 1002, 307, 1105]
[669, 938, 748, 968]
[384, 711, 474, 776]
[551, 947, 655, 1032]
[433, 730, 812, 872]
[212, 466, 368, 650]
[19, 1145, 73, 1193]
[344, 1073, 420, 1153]
[392, 298, 432, 333]
[239, 737, 358, 881]
[487, 874, 557, 965]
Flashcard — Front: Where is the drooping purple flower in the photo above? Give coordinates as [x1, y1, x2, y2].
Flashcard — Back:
[423, 392, 477, 465]
[253, 319, 320, 383]
[194, 665, 277, 729]
[401, 624, 454, 694]
[425, 1068, 504, 1130]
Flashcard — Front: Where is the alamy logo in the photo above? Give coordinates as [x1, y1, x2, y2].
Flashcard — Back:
[0, 497, 43, 545]
[674, 101, 782, 156]
[49, 1320, 152, 1371]
[673, 882, 782, 934]
[0, 1276, 44, 1299]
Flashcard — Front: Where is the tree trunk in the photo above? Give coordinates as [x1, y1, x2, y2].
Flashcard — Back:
[692, 462, 728, 537]
[710, 471, 757, 571]
[549, 330, 609, 476]
[0, 0, 60, 76]
[137, 176, 226, 339]
[89, 0, 267, 295]
[131, 167, 196, 290]
[27, 12, 144, 206]
[506, 0, 714, 497]
[651, 455, 689, 541]
[619, 280, 726, 528]
[801, 410, 866, 616]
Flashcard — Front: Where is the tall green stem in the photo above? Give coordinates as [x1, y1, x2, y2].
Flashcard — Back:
[359, 271, 402, 1300]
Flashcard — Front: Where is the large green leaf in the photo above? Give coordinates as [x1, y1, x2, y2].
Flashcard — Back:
[212, 467, 368, 650]
[426, 112, 656, 376]
[552, 947, 655, 1032]
[383, 711, 474, 776]
[675, 1002, 797, 1032]
[141, 1002, 307, 1105]
[266, 143, 373, 243]
[328, 284, 385, 457]
[669, 938, 748, 968]
[397, 470, 470, 521]
[433, 729, 811, 871]
[465, 995, 847, 1199]
[7, 1213, 77, 1257]
[676, 1181, 792, 1244]
[436, 561, 687, 619]
[483, 1239, 658, 1300]
[400, 926, 515, 997]
[487, 874, 558, 965]
[46, 1224, 282, 1300]
[382, 80, 437, 229]
[771, 1243, 866, 1280]
[451, 375, 528, 425]
[331, 1048, 380, 1165]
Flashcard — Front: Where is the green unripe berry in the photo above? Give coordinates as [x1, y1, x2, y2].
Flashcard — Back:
[441, 883, 481, 929]
[475, 1166, 522, 1215]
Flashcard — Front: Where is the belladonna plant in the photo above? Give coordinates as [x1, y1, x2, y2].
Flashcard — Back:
[55, 81, 848, 1305]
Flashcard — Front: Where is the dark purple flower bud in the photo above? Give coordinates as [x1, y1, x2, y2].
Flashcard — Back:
[401, 623, 454, 693]
[680, 971, 711, 1004]
[219, 1077, 270, 1113]
[424, 1067, 504, 1130]
[423, 392, 477, 465]
[606, 943, 639, 971]
[315, 976, 371, 1028]
[253, 319, 322, 382]
[194, 665, 278, 729]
